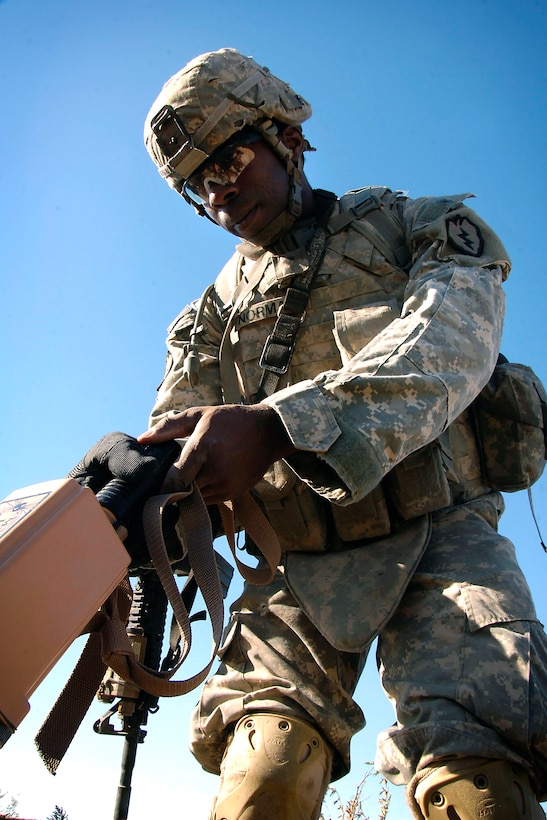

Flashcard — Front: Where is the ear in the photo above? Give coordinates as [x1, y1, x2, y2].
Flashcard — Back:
[279, 126, 306, 160]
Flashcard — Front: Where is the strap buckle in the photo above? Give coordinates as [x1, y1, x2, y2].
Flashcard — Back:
[259, 334, 295, 375]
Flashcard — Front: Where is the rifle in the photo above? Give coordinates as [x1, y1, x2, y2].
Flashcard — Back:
[94, 552, 232, 820]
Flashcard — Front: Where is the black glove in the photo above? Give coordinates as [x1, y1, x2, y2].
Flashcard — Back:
[68, 432, 181, 569]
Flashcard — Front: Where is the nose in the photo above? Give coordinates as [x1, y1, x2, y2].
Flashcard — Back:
[206, 180, 238, 208]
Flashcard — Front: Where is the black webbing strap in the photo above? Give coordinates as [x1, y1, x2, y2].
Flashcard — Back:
[254, 188, 407, 401]
[255, 224, 329, 401]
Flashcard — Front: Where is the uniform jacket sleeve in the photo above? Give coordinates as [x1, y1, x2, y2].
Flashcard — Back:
[263, 194, 511, 504]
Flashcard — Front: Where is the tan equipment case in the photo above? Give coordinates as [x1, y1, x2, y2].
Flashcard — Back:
[0, 477, 130, 743]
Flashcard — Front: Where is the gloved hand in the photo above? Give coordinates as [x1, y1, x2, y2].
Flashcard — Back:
[68, 432, 182, 569]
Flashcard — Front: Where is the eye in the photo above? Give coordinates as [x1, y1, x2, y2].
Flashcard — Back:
[183, 142, 257, 206]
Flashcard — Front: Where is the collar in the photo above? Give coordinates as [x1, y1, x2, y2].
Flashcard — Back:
[236, 189, 338, 261]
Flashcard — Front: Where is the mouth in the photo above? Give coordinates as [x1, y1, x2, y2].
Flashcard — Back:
[232, 205, 258, 236]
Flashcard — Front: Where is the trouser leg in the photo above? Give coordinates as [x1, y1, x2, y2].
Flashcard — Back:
[190, 494, 547, 816]
[375, 496, 547, 800]
[190, 571, 366, 781]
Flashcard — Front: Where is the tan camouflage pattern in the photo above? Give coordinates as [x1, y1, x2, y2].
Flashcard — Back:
[149, 189, 547, 795]
[151, 293, 225, 414]
[264, 193, 508, 505]
[144, 48, 312, 190]
[284, 515, 431, 653]
[375, 494, 547, 796]
[473, 361, 547, 491]
[188, 568, 368, 781]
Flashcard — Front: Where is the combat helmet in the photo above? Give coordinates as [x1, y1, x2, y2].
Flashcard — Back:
[144, 48, 313, 246]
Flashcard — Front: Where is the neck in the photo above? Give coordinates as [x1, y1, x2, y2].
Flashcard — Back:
[298, 174, 315, 220]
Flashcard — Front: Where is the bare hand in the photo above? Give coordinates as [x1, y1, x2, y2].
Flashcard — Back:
[137, 404, 296, 503]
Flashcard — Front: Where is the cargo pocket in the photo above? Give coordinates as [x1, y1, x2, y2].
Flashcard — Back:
[333, 303, 397, 364]
[286, 515, 431, 652]
[459, 573, 538, 631]
[455, 574, 540, 744]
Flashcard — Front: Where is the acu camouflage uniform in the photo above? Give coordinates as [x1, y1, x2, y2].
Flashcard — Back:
[149, 187, 547, 797]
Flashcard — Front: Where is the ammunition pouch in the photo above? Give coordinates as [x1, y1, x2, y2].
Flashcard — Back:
[253, 442, 452, 554]
[330, 484, 391, 543]
[331, 441, 452, 547]
[252, 462, 328, 552]
[472, 359, 547, 492]
[385, 441, 452, 519]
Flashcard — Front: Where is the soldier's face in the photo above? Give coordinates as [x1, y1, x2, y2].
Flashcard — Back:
[197, 138, 293, 241]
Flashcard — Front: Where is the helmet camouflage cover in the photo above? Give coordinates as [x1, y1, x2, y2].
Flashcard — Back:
[144, 47, 312, 192]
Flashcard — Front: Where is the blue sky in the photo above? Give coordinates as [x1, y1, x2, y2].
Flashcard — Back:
[1, 0, 546, 817]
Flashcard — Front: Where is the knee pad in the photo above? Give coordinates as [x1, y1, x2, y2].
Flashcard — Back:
[210, 713, 332, 820]
[411, 757, 545, 819]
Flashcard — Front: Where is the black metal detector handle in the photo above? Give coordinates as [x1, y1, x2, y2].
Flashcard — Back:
[97, 559, 232, 820]
[94, 439, 182, 535]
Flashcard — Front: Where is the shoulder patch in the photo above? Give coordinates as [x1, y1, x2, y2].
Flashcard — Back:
[446, 216, 484, 257]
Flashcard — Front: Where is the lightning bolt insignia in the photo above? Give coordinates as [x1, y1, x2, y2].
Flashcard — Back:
[446, 216, 484, 257]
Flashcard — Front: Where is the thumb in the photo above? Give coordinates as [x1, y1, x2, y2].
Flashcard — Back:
[159, 460, 193, 493]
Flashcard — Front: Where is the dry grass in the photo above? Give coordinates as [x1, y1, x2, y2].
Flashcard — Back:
[320, 767, 391, 820]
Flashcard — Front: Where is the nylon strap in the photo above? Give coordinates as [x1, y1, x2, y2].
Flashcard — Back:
[330, 189, 410, 269]
[218, 255, 270, 404]
[190, 69, 266, 153]
[253, 189, 407, 400]
[35, 486, 280, 774]
[218, 493, 281, 585]
[159, 68, 266, 180]
[218, 190, 405, 405]
[35, 579, 133, 774]
[36, 487, 215, 774]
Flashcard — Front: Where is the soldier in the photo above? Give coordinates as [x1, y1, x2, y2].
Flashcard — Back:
[134, 48, 547, 818]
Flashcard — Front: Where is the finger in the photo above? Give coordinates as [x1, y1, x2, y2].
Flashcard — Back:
[166, 435, 208, 490]
[194, 471, 243, 504]
[195, 480, 226, 505]
[137, 410, 196, 444]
